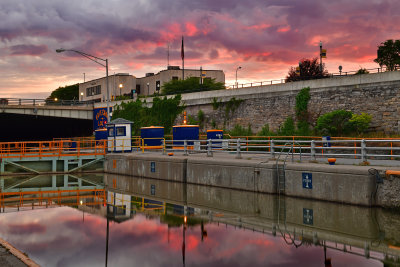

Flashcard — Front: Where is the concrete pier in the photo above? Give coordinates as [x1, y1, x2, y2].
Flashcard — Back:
[105, 152, 400, 208]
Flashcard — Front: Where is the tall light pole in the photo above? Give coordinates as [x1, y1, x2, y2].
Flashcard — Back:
[56, 48, 110, 122]
[147, 83, 150, 96]
[235, 66, 242, 88]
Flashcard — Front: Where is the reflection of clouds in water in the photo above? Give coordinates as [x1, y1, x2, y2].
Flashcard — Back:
[0, 207, 381, 267]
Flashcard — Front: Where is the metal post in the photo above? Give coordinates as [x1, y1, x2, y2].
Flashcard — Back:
[311, 140, 316, 161]
[270, 140, 275, 158]
[236, 138, 242, 159]
[183, 140, 188, 156]
[106, 59, 110, 122]
[319, 41, 323, 72]
[207, 139, 213, 157]
[162, 139, 166, 155]
[361, 139, 367, 162]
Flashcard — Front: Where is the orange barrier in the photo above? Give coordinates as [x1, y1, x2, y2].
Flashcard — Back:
[386, 170, 400, 176]
[0, 140, 106, 159]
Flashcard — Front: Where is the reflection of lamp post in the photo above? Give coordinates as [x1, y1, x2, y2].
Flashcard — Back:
[235, 66, 242, 88]
[119, 83, 123, 97]
[147, 82, 150, 96]
[56, 48, 110, 122]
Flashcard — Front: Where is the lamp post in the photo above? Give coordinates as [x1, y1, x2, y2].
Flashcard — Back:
[235, 66, 242, 88]
[119, 83, 123, 97]
[56, 48, 110, 122]
[80, 92, 84, 101]
[319, 41, 323, 72]
[147, 82, 150, 96]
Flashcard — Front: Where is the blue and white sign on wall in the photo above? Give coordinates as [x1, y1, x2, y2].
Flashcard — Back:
[151, 162, 156, 173]
[302, 172, 312, 189]
[303, 208, 313, 225]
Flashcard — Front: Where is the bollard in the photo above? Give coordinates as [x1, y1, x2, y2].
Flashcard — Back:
[311, 140, 316, 161]
[207, 139, 213, 157]
[183, 140, 188, 156]
[236, 138, 242, 159]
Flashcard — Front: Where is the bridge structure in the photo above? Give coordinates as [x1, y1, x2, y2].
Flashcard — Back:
[0, 98, 93, 120]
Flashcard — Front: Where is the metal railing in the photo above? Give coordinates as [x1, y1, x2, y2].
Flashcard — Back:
[4, 136, 400, 162]
[226, 66, 397, 89]
[0, 98, 95, 107]
[0, 140, 107, 159]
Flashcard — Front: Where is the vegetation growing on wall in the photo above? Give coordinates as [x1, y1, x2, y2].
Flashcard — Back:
[112, 95, 185, 135]
[224, 97, 243, 120]
[295, 87, 311, 135]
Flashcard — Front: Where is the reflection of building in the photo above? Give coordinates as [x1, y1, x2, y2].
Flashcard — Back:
[107, 192, 132, 222]
[78, 66, 225, 101]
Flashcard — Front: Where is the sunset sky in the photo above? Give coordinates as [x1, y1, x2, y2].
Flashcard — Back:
[1, 0, 399, 99]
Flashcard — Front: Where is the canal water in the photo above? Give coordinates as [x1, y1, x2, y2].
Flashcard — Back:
[0, 174, 398, 267]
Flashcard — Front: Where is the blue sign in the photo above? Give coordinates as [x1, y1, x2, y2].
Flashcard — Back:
[151, 162, 156, 173]
[93, 107, 112, 131]
[303, 208, 313, 225]
[151, 184, 155, 195]
[302, 172, 312, 189]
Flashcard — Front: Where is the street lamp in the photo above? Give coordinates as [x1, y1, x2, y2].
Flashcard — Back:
[147, 82, 150, 96]
[235, 66, 242, 88]
[119, 83, 123, 97]
[56, 48, 110, 122]
[80, 92, 84, 101]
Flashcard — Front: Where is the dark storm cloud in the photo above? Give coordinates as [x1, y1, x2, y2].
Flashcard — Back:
[9, 44, 48, 55]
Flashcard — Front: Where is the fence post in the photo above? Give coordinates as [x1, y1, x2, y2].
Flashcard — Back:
[236, 138, 242, 159]
[207, 139, 213, 157]
[270, 140, 275, 158]
[183, 140, 188, 156]
[361, 139, 367, 162]
[311, 140, 316, 161]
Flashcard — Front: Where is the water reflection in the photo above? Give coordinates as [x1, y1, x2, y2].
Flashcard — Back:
[0, 173, 398, 266]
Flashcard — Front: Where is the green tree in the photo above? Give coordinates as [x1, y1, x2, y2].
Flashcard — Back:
[286, 58, 329, 82]
[47, 84, 79, 100]
[374, 39, 400, 71]
[112, 95, 185, 135]
[162, 77, 225, 95]
[315, 110, 353, 136]
[295, 87, 311, 135]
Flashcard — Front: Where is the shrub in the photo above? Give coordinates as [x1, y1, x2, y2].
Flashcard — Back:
[349, 112, 372, 135]
[278, 117, 296, 136]
[257, 124, 275, 136]
[229, 124, 253, 136]
[315, 110, 353, 136]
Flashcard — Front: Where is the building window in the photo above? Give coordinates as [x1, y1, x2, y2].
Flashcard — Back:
[156, 81, 161, 92]
[86, 85, 101, 96]
[136, 84, 141, 94]
[116, 126, 126, 137]
[172, 76, 179, 81]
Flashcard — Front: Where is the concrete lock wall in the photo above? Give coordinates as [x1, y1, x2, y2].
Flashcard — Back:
[104, 154, 400, 208]
[178, 71, 400, 134]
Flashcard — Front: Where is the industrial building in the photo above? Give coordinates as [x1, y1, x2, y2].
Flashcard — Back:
[78, 66, 225, 102]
